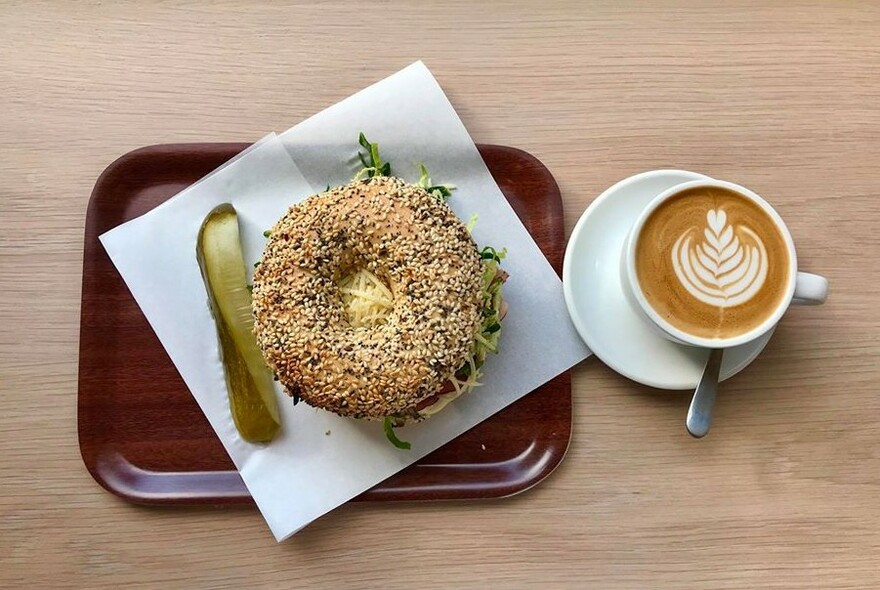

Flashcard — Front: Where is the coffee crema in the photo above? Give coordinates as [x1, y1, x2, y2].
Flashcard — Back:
[635, 186, 790, 340]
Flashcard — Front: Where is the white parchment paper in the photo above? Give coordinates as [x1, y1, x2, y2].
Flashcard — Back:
[99, 62, 590, 541]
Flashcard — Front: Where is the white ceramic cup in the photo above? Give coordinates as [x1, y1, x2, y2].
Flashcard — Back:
[622, 178, 828, 349]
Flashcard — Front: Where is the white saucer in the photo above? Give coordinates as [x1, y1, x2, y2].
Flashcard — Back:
[562, 170, 774, 390]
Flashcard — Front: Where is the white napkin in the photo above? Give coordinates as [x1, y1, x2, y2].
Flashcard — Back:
[100, 62, 590, 541]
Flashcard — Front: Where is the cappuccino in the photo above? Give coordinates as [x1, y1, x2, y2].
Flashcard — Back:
[634, 186, 790, 340]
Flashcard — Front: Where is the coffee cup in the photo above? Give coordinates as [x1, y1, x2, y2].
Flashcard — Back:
[622, 178, 827, 349]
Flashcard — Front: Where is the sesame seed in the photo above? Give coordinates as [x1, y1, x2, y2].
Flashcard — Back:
[252, 176, 482, 420]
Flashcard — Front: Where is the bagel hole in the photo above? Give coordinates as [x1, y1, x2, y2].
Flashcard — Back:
[336, 267, 393, 329]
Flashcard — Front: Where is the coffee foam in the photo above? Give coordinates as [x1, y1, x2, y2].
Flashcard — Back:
[635, 187, 790, 340]
[671, 208, 768, 307]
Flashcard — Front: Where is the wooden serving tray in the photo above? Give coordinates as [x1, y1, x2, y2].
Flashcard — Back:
[78, 143, 571, 505]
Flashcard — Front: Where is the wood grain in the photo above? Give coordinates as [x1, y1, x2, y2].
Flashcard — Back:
[1, 1, 879, 588]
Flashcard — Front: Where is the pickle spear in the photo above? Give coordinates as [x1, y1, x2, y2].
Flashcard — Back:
[197, 204, 281, 443]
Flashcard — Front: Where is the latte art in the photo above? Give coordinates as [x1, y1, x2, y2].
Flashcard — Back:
[671, 209, 768, 308]
[634, 186, 790, 340]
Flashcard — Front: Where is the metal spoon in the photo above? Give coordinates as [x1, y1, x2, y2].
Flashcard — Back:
[686, 348, 724, 438]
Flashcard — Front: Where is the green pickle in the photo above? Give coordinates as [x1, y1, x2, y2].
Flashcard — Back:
[197, 204, 281, 443]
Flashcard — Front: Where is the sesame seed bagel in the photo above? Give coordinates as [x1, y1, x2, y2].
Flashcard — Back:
[252, 176, 483, 420]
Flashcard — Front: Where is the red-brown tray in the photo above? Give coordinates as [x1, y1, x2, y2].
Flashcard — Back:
[79, 143, 570, 505]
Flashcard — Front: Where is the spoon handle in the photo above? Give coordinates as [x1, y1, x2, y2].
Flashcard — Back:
[686, 348, 724, 438]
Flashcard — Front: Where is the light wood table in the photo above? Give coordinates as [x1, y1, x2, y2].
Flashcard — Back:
[2, 2, 879, 588]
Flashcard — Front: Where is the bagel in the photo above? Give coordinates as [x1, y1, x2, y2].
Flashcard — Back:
[252, 176, 485, 421]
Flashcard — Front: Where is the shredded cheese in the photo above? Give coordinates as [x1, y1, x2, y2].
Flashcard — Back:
[338, 269, 394, 328]
[420, 353, 483, 417]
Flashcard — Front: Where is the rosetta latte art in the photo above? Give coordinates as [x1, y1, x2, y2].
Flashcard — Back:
[671, 208, 768, 308]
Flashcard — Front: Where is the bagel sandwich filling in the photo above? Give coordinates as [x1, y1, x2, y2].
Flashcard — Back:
[252, 135, 507, 448]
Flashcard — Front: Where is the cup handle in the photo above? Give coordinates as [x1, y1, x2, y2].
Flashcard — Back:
[792, 272, 828, 305]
